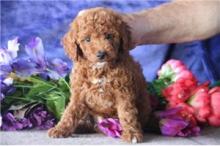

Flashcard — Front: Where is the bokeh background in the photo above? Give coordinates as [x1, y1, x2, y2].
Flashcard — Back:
[1, 0, 220, 82]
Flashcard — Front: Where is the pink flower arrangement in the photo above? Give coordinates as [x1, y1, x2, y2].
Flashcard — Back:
[158, 59, 220, 135]
[98, 59, 219, 138]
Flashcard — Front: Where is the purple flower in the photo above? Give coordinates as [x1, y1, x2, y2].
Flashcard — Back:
[1, 104, 56, 131]
[1, 37, 69, 80]
[25, 37, 46, 68]
[0, 64, 12, 78]
[1, 112, 32, 131]
[156, 107, 183, 119]
[156, 107, 200, 137]
[47, 58, 69, 80]
[0, 75, 16, 102]
[12, 59, 40, 77]
[7, 37, 20, 59]
[160, 118, 188, 136]
[0, 37, 20, 65]
[0, 49, 12, 65]
[98, 118, 122, 138]
[23, 37, 70, 80]
[0, 93, 5, 102]
[0, 38, 19, 102]
[26, 104, 56, 130]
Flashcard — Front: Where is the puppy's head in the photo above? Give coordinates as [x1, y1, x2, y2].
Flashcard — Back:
[63, 7, 131, 63]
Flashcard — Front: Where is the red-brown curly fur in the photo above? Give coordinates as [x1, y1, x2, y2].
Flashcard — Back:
[48, 7, 151, 143]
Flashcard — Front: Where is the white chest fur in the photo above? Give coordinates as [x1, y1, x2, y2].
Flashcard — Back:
[90, 62, 111, 93]
[91, 77, 111, 93]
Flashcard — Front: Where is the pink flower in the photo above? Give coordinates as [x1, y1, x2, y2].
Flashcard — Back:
[188, 83, 211, 122]
[158, 59, 197, 83]
[98, 118, 122, 138]
[188, 84, 220, 127]
[208, 87, 220, 126]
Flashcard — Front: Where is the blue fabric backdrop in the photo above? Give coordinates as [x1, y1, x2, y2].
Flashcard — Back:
[1, 0, 219, 83]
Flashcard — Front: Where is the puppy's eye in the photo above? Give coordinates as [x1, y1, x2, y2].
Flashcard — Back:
[84, 36, 91, 42]
[105, 33, 113, 40]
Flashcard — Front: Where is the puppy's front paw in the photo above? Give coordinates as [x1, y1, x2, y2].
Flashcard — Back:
[121, 131, 143, 143]
[48, 127, 72, 138]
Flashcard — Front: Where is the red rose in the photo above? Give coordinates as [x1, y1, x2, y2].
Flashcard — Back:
[208, 87, 220, 126]
[163, 78, 197, 107]
[188, 83, 211, 122]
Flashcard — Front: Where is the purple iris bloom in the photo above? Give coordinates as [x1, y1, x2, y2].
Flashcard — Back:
[26, 104, 56, 130]
[0, 38, 20, 101]
[0, 71, 16, 102]
[23, 37, 69, 80]
[1, 37, 69, 80]
[47, 58, 69, 80]
[25, 37, 46, 69]
[0, 65, 12, 78]
[1, 112, 32, 131]
[12, 59, 40, 77]
[156, 107, 200, 137]
[1, 104, 56, 131]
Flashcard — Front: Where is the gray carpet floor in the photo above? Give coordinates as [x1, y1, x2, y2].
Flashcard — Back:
[1, 127, 220, 145]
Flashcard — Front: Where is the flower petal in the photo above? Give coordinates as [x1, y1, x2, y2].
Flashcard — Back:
[156, 107, 182, 119]
[0, 64, 12, 78]
[25, 37, 46, 68]
[47, 58, 69, 80]
[7, 37, 20, 59]
[12, 59, 40, 77]
[3, 77, 13, 86]
[25, 104, 56, 130]
[0, 48, 12, 65]
[98, 118, 122, 138]
[160, 118, 188, 136]
[1, 112, 31, 131]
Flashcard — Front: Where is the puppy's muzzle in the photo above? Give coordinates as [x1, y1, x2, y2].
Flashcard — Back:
[96, 50, 106, 60]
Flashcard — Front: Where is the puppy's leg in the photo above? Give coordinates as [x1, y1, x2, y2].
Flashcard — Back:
[48, 99, 87, 138]
[116, 94, 143, 143]
[137, 90, 151, 130]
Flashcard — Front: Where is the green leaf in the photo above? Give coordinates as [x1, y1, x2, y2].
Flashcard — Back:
[57, 77, 70, 103]
[26, 83, 55, 98]
[147, 79, 171, 110]
[151, 78, 171, 97]
[2, 75, 71, 120]
[46, 92, 66, 120]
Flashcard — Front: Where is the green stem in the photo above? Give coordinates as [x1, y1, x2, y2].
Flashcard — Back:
[60, 78, 71, 90]
[34, 87, 57, 97]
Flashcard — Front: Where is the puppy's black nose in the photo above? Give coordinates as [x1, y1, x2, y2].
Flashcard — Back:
[96, 51, 106, 60]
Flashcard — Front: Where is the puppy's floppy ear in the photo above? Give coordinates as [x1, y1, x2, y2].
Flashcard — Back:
[119, 19, 132, 52]
[62, 22, 83, 62]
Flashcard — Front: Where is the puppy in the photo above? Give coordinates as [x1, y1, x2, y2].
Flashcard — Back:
[48, 7, 151, 143]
